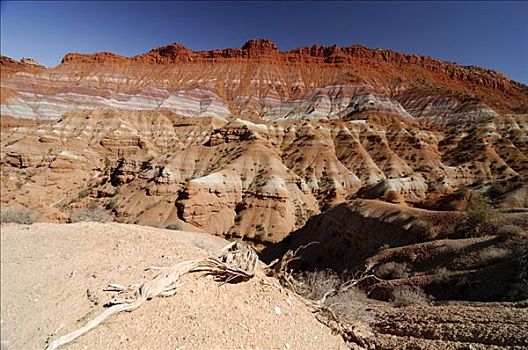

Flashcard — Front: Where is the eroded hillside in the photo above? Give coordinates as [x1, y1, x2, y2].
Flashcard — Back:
[1, 109, 526, 243]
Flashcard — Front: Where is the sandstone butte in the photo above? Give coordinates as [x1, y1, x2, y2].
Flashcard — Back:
[0, 38, 526, 243]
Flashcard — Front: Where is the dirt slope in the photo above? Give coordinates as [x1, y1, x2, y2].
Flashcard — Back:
[0, 223, 346, 350]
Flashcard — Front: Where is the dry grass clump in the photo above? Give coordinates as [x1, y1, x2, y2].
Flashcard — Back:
[391, 286, 430, 307]
[165, 223, 183, 230]
[326, 286, 375, 324]
[293, 269, 342, 300]
[292, 269, 375, 324]
[70, 207, 111, 223]
[477, 247, 511, 263]
[0, 207, 38, 224]
[375, 261, 409, 279]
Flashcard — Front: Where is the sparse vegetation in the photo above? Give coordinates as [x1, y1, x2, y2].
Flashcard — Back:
[294, 207, 305, 226]
[78, 188, 91, 199]
[253, 224, 267, 243]
[477, 247, 510, 263]
[487, 182, 508, 198]
[454, 186, 469, 199]
[107, 198, 119, 212]
[292, 269, 374, 325]
[294, 269, 341, 300]
[0, 207, 38, 224]
[463, 193, 498, 237]
[391, 286, 430, 307]
[433, 267, 451, 282]
[70, 207, 111, 223]
[412, 219, 436, 240]
[166, 223, 183, 230]
[375, 261, 409, 279]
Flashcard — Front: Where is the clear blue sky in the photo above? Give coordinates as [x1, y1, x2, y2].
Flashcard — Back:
[1, 1, 527, 84]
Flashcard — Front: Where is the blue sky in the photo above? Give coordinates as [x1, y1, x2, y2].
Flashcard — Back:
[1, 1, 527, 83]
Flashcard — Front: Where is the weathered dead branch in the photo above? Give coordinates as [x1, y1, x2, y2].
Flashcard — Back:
[45, 242, 258, 350]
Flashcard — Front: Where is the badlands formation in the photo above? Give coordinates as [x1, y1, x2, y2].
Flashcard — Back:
[1, 39, 527, 241]
[1, 39, 528, 349]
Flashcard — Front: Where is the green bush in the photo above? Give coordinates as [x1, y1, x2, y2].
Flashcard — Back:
[463, 193, 498, 237]
[0, 207, 38, 224]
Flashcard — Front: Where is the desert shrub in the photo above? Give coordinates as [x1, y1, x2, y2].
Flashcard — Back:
[293, 269, 341, 300]
[0, 207, 38, 224]
[391, 286, 430, 307]
[375, 262, 409, 279]
[77, 188, 91, 199]
[477, 247, 511, 263]
[463, 193, 498, 237]
[253, 224, 267, 241]
[327, 286, 374, 324]
[107, 198, 119, 212]
[70, 207, 111, 223]
[413, 219, 436, 240]
[433, 267, 451, 282]
[165, 223, 183, 230]
[487, 182, 508, 198]
[293, 269, 375, 323]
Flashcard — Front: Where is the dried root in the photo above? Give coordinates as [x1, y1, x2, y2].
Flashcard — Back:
[45, 242, 258, 350]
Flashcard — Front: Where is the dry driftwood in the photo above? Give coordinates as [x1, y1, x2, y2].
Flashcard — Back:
[45, 242, 258, 350]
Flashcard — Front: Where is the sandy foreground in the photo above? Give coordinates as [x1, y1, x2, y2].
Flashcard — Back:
[0, 223, 346, 350]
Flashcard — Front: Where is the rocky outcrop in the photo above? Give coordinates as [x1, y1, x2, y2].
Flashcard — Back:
[19, 57, 45, 68]
[2, 40, 526, 121]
